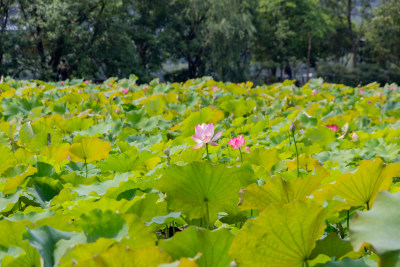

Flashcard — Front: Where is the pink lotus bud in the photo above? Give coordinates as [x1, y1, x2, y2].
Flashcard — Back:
[122, 88, 128, 94]
[312, 89, 317, 95]
[113, 134, 117, 139]
[378, 92, 382, 98]
[211, 86, 218, 91]
[352, 132, 359, 141]
[61, 81, 64, 85]
[85, 80, 89, 85]
[144, 90, 147, 93]
[245, 146, 250, 152]
[163, 148, 170, 157]
[289, 122, 295, 133]
[367, 100, 371, 104]
[78, 89, 82, 94]
[358, 89, 365, 93]
[115, 108, 120, 114]
[109, 83, 113, 87]
[390, 87, 396, 91]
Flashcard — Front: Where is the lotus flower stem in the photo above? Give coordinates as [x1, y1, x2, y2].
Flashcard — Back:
[291, 132, 300, 178]
[84, 158, 88, 178]
[347, 210, 350, 230]
[239, 147, 243, 163]
[206, 143, 210, 161]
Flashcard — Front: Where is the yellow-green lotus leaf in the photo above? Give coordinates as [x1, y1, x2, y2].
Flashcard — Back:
[286, 153, 321, 171]
[59, 238, 116, 267]
[69, 138, 111, 163]
[243, 147, 280, 172]
[75, 245, 171, 267]
[315, 158, 400, 209]
[230, 201, 327, 267]
[239, 167, 329, 211]
[0, 144, 16, 176]
[2, 166, 37, 194]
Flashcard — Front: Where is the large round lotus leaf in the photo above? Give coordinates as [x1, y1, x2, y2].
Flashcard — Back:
[156, 161, 254, 223]
[316, 158, 400, 209]
[159, 227, 234, 267]
[350, 191, 400, 256]
[68, 138, 111, 163]
[230, 201, 327, 267]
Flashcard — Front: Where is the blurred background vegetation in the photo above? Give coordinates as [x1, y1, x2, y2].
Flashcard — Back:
[0, 0, 399, 85]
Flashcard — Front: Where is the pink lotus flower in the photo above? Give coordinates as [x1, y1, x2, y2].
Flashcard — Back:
[61, 81, 64, 85]
[390, 87, 396, 91]
[229, 135, 245, 150]
[113, 134, 117, 139]
[78, 89, 82, 94]
[122, 88, 128, 94]
[245, 146, 250, 152]
[211, 86, 218, 91]
[115, 108, 120, 114]
[312, 89, 317, 95]
[109, 83, 113, 87]
[367, 100, 371, 104]
[192, 123, 223, 149]
[358, 89, 365, 93]
[85, 80, 89, 85]
[142, 85, 149, 90]
[326, 124, 339, 132]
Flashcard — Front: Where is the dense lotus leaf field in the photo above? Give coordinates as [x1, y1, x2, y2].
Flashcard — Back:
[0, 75, 399, 266]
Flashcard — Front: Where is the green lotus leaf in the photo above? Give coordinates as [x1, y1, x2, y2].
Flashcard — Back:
[159, 227, 234, 267]
[156, 161, 253, 224]
[230, 201, 327, 267]
[123, 193, 168, 222]
[78, 209, 128, 242]
[23, 225, 76, 267]
[350, 191, 400, 257]
[317, 257, 378, 267]
[309, 232, 356, 260]
[302, 127, 336, 148]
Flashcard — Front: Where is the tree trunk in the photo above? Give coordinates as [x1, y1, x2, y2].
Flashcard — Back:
[306, 34, 312, 82]
[347, 0, 357, 68]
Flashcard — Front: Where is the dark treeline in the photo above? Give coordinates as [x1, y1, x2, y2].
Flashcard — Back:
[0, 0, 399, 85]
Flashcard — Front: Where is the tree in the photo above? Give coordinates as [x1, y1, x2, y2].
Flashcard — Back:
[254, 0, 330, 82]
[165, 0, 255, 81]
[0, 0, 15, 77]
[367, 0, 400, 67]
